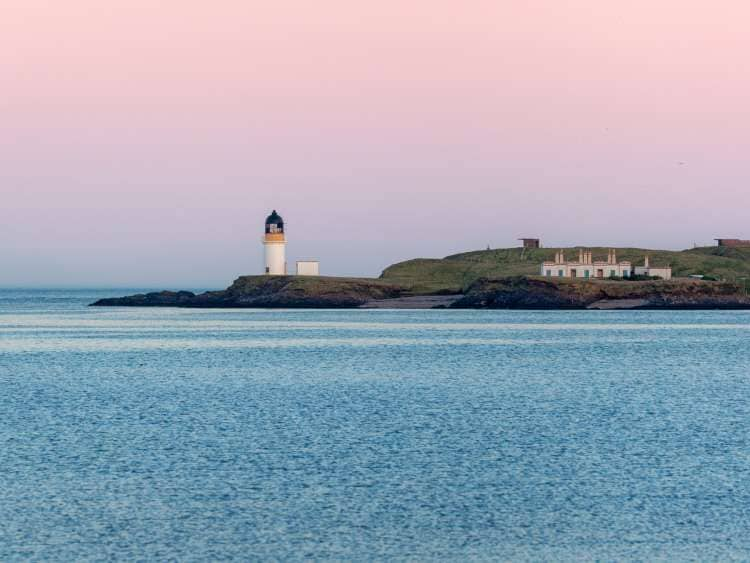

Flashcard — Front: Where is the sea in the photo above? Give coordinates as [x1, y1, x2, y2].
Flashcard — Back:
[2, 288, 750, 561]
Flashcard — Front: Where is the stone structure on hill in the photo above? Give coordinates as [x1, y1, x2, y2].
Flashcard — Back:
[715, 238, 750, 248]
[519, 238, 540, 249]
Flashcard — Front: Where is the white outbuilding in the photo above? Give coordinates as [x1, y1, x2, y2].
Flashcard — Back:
[296, 261, 320, 276]
[634, 255, 672, 280]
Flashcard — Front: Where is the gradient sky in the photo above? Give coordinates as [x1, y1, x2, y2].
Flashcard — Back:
[2, 1, 749, 287]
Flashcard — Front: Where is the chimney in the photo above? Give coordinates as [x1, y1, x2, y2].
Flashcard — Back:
[644, 255, 650, 268]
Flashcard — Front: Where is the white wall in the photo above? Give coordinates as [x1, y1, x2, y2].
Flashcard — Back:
[541, 262, 632, 279]
[263, 242, 286, 275]
[634, 267, 672, 280]
[296, 261, 320, 276]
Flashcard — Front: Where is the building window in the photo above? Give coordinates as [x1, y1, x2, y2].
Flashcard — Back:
[609, 270, 616, 278]
[571, 269, 577, 278]
[265, 267, 270, 273]
[584, 270, 590, 278]
[546, 270, 551, 277]
[623, 270, 629, 278]
[558, 270, 564, 277]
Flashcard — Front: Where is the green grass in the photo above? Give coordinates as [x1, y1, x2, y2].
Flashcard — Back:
[380, 246, 750, 294]
[231, 275, 400, 293]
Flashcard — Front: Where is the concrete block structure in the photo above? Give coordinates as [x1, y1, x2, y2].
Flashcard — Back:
[715, 239, 750, 248]
[519, 238, 540, 249]
[296, 261, 320, 276]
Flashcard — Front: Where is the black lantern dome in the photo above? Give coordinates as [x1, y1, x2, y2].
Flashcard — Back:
[265, 210, 284, 234]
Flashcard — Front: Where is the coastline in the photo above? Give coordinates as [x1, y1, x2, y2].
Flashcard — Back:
[90, 275, 750, 310]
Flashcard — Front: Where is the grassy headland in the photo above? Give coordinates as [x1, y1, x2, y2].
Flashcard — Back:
[380, 246, 750, 294]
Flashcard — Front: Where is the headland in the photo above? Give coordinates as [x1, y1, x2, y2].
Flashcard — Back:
[92, 245, 750, 310]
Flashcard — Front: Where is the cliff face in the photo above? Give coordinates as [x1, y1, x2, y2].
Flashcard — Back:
[92, 276, 402, 308]
[452, 277, 750, 309]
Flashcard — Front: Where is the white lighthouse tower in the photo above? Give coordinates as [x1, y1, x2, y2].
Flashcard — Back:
[263, 210, 287, 275]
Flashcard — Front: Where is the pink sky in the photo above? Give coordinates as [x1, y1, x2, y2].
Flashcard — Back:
[2, 1, 749, 286]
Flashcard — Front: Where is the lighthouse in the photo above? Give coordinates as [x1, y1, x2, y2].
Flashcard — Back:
[263, 210, 287, 275]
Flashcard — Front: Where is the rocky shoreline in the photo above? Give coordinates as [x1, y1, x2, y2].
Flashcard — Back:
[91, 275, 750, 310]
[452, 276, 750, 310]
[91, 276, 406, 309]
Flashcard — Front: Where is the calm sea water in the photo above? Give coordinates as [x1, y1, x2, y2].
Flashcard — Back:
[2, 289, 750, 561]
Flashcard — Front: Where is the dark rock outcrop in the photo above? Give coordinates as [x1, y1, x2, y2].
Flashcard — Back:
[92, 290, 198, 307]
[452, 276, 750, 309]
[92, 276, 402, 308]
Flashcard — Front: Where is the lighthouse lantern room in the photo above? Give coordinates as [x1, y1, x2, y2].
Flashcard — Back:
[263, 210, 287, 275]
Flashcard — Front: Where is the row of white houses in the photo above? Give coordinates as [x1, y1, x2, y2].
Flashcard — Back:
[540, 250, 672, 280]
